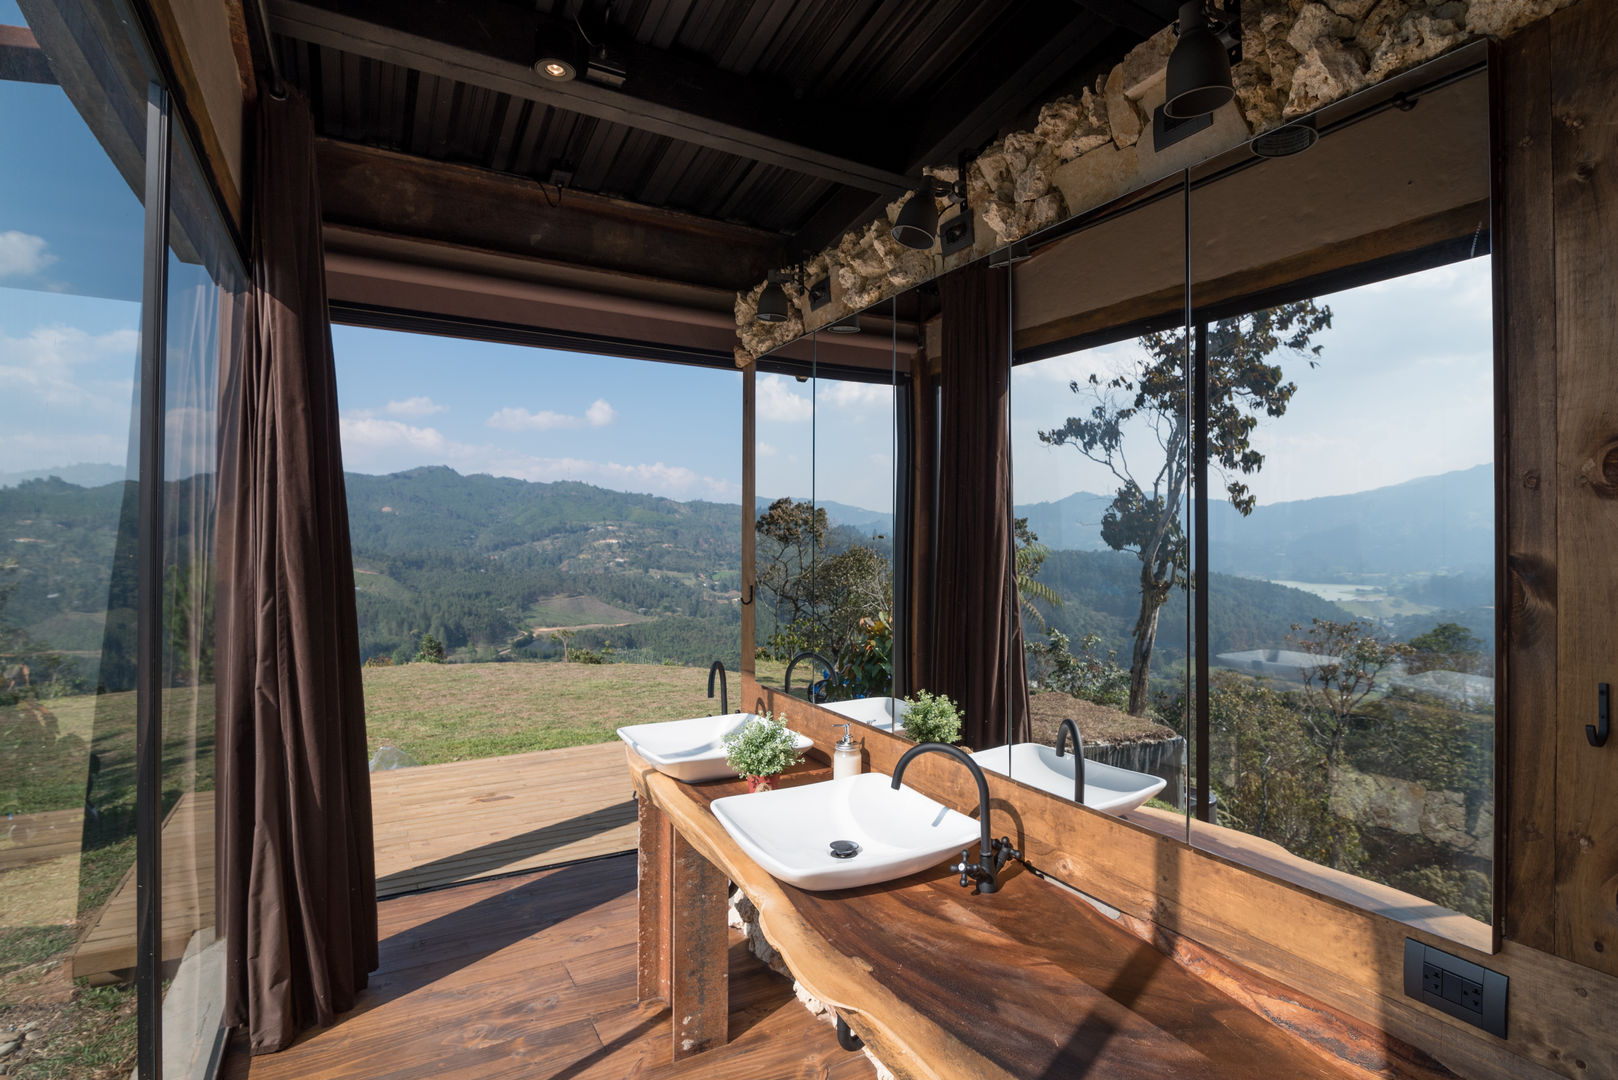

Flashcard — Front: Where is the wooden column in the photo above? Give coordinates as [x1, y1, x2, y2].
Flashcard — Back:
[634, 792, 730, 1060]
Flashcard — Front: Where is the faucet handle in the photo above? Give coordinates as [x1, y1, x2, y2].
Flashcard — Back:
[952, 850, 972, 888]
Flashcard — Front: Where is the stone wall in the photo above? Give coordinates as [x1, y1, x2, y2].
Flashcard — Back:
[733, 0, 1577, 365]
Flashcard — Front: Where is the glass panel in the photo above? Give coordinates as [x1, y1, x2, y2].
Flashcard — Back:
[1009, 181, 1191, 822]
[752, 347, 816, 693]
[158, 121, 245, 1072]
[808, 346, 896, 708]
[0, 0, 150, 1070]
[1190, 69, 1494, 922]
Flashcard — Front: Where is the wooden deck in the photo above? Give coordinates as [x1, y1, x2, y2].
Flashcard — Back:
[371, 742, 637, 898]
[219, 854, 877, 1080]
[70, 742, 638, 980]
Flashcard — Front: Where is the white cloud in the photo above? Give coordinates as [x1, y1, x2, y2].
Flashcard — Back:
[0, 325, 139, 411]
[0, 231, 56, 279]
[756, 442, 778, 457]
[338, 412, 736, 501]
[817, 380, 892, 414]
[757, 375, 810, 422]
[382, 396, 447, 418]
[485, 397, 618, 431]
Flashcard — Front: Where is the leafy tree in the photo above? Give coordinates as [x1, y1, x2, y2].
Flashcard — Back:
[549, 628, 576, 663]
[414, 634, 446, 664]
[1026, 629, 1129, 708]
[1406, 621, 1485, 675]
[754, 497, 827, 656]
[1038, 301, 1331, 715]
[1014, 518, 1060, 631]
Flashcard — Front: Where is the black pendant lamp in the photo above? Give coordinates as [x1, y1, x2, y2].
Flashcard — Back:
[892, 188, 940, 251]
[756, 271, 790, 324]
[1164, 1, 1237, 119]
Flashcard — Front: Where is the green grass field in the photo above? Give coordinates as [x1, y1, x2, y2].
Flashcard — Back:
[360, 659, 748, 764]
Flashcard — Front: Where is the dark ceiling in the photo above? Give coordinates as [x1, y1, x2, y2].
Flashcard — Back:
[267, 0, 1176, 289]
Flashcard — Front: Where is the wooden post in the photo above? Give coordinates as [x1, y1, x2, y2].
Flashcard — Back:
[636, 792, 730, 1059]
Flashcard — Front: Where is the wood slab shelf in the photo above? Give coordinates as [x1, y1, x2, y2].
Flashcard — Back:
[629, 748, 1398, 1080]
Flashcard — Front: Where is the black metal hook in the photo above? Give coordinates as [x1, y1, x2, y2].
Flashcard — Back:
[1590, 683, 1610, 748]
[739, 584, 754, 606]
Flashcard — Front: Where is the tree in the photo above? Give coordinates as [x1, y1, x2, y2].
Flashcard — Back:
[1039, 301, 1331, 715]
[549, 628, 576, 663]
[1014, 518, 1060, 630]
[414, 633, 446, 664]
[1290, 617, 1408, 869]
[754, 497, 827, 658]
[1406, 622, 1484, 675]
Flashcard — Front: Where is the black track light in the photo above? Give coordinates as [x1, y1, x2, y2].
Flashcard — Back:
[826, 314, 861, 334]
[534, 23, 586, 82]
[1164, 1, 1240, 120]
[892, 188, 940, 251]
[756, 271, 791, 324]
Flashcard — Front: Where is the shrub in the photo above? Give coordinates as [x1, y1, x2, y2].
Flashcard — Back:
[722, 712, 803, 779]
[901, 690, 962, 745]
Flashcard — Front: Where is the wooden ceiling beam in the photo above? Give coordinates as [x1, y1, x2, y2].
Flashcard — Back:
[315, 138, 787, 292]
[792, 7, 1124, 254]
[270, 0, 914, 195]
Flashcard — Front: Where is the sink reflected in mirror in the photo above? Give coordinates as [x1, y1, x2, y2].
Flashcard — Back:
[821, 696, 907, 733]
[972, 744, 1166, 815]
[618, 714, 813, 784]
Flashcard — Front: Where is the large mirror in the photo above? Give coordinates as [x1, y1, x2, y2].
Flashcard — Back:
[1007, 177, 1192, 825]
[1187, 59, 1495, 923]
[753, 310, 902, 724]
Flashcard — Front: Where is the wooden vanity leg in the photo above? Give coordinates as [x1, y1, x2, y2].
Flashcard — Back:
[636, 794, 672, 1002]
[635, 792, 730, 1060]
[669, 830, 729, 1059]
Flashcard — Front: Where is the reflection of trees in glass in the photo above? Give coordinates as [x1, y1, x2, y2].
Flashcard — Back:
[1405, 621, 1486, 675]
[1013, 518, 1059, 631]
[753, 498, 892, 697]
[1038, 302, 1331, 715]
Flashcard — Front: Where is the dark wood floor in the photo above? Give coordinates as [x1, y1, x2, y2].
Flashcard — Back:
[219, 853, 875, 1079]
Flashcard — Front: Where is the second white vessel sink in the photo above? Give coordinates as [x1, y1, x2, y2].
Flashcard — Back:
[820, 696, 908, 733]
[971, 743, 1167, 815]
[711, 773, 981, 891]
[617, 713, 813, 783]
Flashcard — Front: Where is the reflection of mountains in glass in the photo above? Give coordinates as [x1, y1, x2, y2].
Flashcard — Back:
[1016, 463, 1493, 578]
[0, 473, 217, 695]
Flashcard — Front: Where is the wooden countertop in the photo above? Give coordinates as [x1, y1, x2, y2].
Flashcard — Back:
[629, 749, 1372, 1080]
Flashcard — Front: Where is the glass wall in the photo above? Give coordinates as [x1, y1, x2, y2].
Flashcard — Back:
[2, 0, 242, 1073]
[1188, 69, 1494, 921]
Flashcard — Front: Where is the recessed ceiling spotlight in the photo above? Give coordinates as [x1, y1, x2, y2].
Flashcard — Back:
[1250, 120, 1317, 158]
[534, 25, 586, 82]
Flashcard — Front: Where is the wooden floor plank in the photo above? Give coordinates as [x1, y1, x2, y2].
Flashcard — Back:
[72, 743, 641, 980]
[220, 854, 875, 1080]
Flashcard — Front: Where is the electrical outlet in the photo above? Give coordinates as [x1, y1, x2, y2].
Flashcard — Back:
[1404, 939, 1507, 1038]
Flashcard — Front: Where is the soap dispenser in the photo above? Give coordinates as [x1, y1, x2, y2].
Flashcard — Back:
[833, 723, 861, 780]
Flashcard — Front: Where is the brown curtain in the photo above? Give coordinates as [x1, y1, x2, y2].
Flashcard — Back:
[217, 89, 378, 1054]
[926, 262, 1031, 749]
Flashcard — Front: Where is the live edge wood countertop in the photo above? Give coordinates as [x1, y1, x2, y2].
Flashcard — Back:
[627, 748, 1376, 1080]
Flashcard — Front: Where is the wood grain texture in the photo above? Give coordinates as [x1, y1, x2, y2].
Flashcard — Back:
[637, 793, 672, 1003]
[219, 854, 875, 1080]
[1496, 17, 1561, 959]
[632, 745, 1396, 1080]
[369, 742, 637, 897]
[742, 676, 1618, 1080]
[1548, 0, 1618, 980]
[669, 830, 729, 1059]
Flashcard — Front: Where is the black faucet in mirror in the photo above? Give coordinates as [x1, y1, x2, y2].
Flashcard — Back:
[1054, 717, 1086, 806]
[890, 743, 1020, 894]
[707, 660, 728, 716]
[784, 650, 839, 704]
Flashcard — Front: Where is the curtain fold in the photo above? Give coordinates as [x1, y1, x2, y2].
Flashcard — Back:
[928, 262, 1031, 749]
[217, 89, 377, 1055]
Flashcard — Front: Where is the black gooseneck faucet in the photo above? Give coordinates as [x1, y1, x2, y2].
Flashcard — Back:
[890, 742, 1020, 894]
[1054, 717, 1086, 806]
[707, 660, 728, 716]
[784, 650, 839, 703]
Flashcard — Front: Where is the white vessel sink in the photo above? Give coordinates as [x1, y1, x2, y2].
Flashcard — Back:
[820, 696, 908, 733]
[711, 773, 981, 891]
[617, 713, 813, 783]
[971, 743, 1167, 815]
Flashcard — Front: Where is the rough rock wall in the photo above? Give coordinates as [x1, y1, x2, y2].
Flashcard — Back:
[733, 0, 1577, 365]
